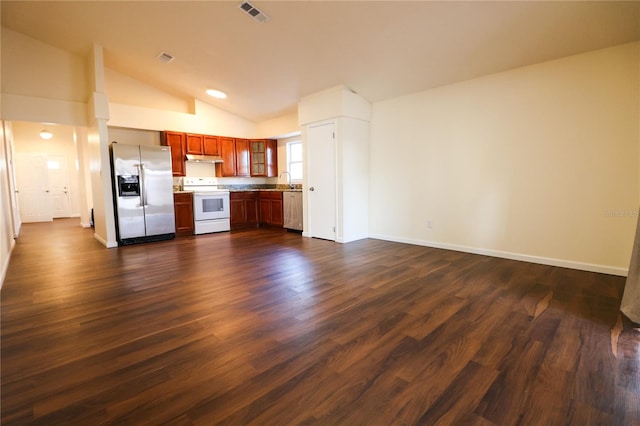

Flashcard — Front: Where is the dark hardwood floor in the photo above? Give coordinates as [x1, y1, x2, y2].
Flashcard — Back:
[2, 218, 639, 425]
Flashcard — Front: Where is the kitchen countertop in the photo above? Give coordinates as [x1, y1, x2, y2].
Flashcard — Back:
[227, 188, 302, 192]
[228, 188, 302, 192]
[174, 188, 302, 193]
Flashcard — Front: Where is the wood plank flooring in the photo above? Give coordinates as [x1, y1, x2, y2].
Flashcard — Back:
[2, 218, 639, 425]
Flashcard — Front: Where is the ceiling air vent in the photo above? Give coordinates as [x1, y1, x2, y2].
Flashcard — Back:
[157, 52, 174, 64]
[238, 1, 270, 23]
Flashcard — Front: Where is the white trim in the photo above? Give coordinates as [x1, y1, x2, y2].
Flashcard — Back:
[1, 238, 16, 289]
[94, 233, 118, 248]
[369, 233, 628, 277]
[80, 221, 91, 228]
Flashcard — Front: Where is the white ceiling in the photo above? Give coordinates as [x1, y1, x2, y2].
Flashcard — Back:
[2, 1, 639, 123]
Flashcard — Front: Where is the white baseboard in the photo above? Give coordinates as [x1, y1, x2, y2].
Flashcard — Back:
[1, 238, 16, 289]
[80, 222, 91, 228]
[368, 233, 628, 277]
[94, 233, 118, 248]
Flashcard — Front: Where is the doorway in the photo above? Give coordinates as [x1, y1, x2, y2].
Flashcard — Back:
[11, 122, 82, 224]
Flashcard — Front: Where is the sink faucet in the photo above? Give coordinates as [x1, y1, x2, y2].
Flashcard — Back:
[279, 171, 294, 189]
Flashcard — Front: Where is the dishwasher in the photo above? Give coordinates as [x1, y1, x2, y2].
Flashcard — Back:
[283, 191, 303, 231]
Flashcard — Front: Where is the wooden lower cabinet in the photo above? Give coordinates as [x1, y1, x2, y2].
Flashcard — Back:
[231, 191, 284, 229]
[173, 192, 194, 237]
[259, 191, 283, 227]
[230, 191, 258, 229]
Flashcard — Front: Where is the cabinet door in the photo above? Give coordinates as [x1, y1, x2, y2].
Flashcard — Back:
[271, 193, 283, 226]
[173, 193, 194, 236]
[245, 193, 259, 225]
[230, 197, 246, 226]
[266, 139, 278, 177]
[250, 140, 266, 177]
[203, 136, 220, 156]
[186, 134, 203, 154]
[220, 137, 237, 177]
[235, 139, 250, 177]
[161, 131, 186, 177]
[258, 192, 271, 224]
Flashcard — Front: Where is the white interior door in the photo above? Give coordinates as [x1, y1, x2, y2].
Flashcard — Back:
[15, 154, 52, 223]
[48, 155, 72, 218]
[307, 121, 336, 240]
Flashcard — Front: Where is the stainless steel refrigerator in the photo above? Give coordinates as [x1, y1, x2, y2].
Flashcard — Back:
[110, 143, 175, 245]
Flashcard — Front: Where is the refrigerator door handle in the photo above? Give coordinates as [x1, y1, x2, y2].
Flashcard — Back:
[137, 163, 148, 206]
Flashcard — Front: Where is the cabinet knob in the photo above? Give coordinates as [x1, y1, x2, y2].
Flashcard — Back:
[309, 187, 315, 192]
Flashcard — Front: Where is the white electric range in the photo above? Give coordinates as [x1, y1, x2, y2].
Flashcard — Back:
[182, 177, 230, 234]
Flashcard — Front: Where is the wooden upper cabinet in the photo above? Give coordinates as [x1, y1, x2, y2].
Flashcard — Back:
[250, 139, 278, 177]
[203, 136, 220, 156]
[250, 140, 266, 176]
[266, 139, 278, 177]
[185, 134, 204, 155]
[235, 139, 250, 177]
[160, 131, 186, 177]
[163, 131, 272, 178]
[220, 137, 237, 177]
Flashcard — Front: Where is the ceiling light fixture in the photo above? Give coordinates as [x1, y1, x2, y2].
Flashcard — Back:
[39, 129, 53, 140]
[206, 89, 227, 99]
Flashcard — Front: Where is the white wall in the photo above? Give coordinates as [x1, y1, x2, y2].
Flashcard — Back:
[106, 70, 302, 140]
[105, 68, 192, 114]
[0, 122, 16, 287]
[74, 127, 93, 227]
[338, 117, 369, 242]
[369, 42, 640, 275]
[257, 112, 300, 139]
[108, 126, 161, 147]
[1, 28, 89, 126]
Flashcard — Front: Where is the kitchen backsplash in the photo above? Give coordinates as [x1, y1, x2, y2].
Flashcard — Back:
[173, 176, 300, 191]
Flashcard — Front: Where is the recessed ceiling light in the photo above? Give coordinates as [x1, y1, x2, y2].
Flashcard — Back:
[206, 89, 227, 99]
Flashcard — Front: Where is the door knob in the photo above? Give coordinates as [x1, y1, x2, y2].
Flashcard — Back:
[309, 187, 315, 191]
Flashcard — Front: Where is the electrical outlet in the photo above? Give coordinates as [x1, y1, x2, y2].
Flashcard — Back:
[426, 220, 432, 229]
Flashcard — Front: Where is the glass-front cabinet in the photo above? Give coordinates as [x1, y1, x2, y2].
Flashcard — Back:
[250, 139, 277, 177]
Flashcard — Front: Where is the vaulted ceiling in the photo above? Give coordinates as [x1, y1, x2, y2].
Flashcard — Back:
[3, 1, 639, 122]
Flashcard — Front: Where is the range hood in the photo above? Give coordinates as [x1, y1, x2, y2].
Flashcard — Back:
[186, 154, 224, 163]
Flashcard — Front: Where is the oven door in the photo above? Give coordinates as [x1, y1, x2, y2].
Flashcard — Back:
[193, 192, 230, 221]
